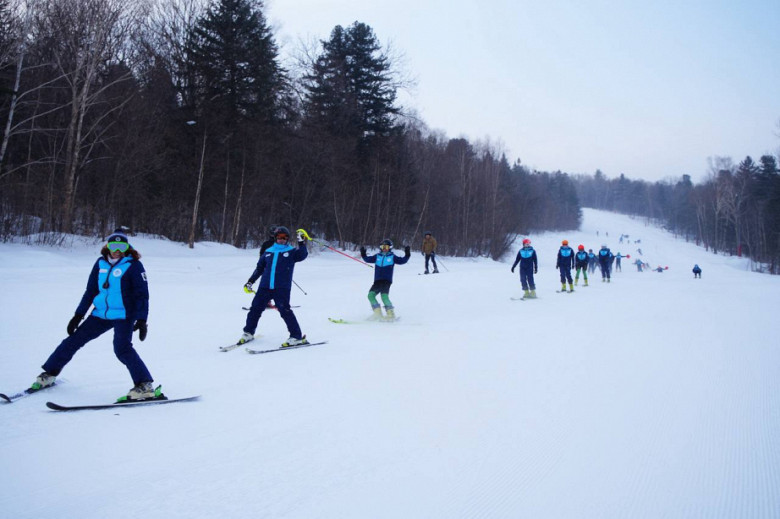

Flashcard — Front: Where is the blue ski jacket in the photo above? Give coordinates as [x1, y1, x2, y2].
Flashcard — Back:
[556, 246, 574, 270]
[575, 251, 589, 269]
[512, 246, 538, 272]
[76, 256, 149, 321]
[362, 250, 410, 282]
[250, 242, 308, 291]
[598, 247, 614, 267]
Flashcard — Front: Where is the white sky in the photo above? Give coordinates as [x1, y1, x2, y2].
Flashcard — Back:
[267, 0, 780, 182]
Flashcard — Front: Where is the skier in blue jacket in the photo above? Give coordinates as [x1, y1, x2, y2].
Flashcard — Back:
[574, 244, 589, 286]
[31, 230, 157, 402]
[511, 238, 538, 298]
[240, 226, 309, 347]
[556, 239, 575, 292]
[598, 244, 614, 282]
[360, 239, 410, 321]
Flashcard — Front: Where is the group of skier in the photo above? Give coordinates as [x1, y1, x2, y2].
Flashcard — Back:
[511, 239, 618, 298]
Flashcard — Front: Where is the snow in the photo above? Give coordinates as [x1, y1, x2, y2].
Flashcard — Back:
[1, 208, 779, 519]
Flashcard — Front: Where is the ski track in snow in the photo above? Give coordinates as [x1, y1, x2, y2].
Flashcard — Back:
[1, 209, 780, 518]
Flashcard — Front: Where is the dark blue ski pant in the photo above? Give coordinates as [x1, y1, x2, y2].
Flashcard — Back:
[520, 266, 536, 290]
[42, 316, 153, 385]
[244, 287, 302, 339]
[559, 267, 573, 284]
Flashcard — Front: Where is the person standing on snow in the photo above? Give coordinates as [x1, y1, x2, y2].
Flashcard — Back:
[556, 239, 575, 292]
[614, 252, 625, 272]
[421, 231, 439, 274]
[587, 248, 598, 274]
[693, 264, 702, 278]
[598, 244, 614, 282]
[31, 230, 158, 402]
[240, 226, 309, 347]
[574, 244, 589, 286]
[511, 238, 538, 298]
[360, 239, 411, 321]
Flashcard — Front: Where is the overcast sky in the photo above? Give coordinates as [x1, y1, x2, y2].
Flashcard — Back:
[266, 0, 780, 182]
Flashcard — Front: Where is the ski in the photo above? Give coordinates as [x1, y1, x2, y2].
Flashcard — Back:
[219, 335, 260, 352]
[555, 290, 574, 294]
[246, 341, 327, 355]
[242, 305, 300, 311]
[1, 381, 61, 403]
[328, 317, 400, 324]
[46, 395, 200, 412]
[510, 297, 525, 301]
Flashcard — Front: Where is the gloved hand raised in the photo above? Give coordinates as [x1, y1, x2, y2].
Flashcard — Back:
[67, 314, 84, 336]
[243, 281, 254, 294]
[404, 246, 411, 256]
[133, 319, 148, 341]
[360, 246, 367, 256]
[511, 266, 515, 273]
[534, 268, 538, 274]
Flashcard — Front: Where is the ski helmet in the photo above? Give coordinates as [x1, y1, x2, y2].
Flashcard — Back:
[424, 231, 432, 236]
[601, 244, 607, 248]
[522, 238, 531, 246]
[274, 226, 291, 240]
[380, 239, 393, 248]
[269, 224, 279, 236]
[578, 244, 585, 251]
[562, 239, 569, 246]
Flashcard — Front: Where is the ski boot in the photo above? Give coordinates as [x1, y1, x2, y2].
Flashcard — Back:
[368, 307, 383, 321]
[383, 308, 396, 322]
[561, 283, 567, 292]
[424, 270, 429, 275]
[31, 371, 56, 390]
[237, 332, 254, 345]
[523, 289, 531, 299]
[433, 268, 439, 274]
[529, 290, 537, 299]
[584, 279, 589, 286]
[568, 283, 574, 293]
[282, 335, 309, 347]
[118, 382, 159, 402]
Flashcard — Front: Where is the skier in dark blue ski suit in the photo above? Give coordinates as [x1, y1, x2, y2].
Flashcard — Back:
[360, 239, 410, 320]
[598, 244, 614, 282]
[32, 230, 156, 401]
[574, 244, 589, 286]
[692, 264, 702, 278]
[241, 226, 308, 346]
[556, 240, 575, 292]
[511, 238, 538, 298]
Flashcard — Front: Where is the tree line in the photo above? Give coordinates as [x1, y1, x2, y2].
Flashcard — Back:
[0, 0, 580, 259]
[573, 154, 780, 274]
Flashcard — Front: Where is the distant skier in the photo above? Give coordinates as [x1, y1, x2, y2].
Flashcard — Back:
[693, 264, 702, 278]
[587, 248, 597, 274]
[598, 244, 614, 282]
[614, 252, 625, 272]
[511, 238, 538, 299]
[361, 239, 411, 321]
[635, 258, 644, 272]
[30, 229, 159, 402]
[574, 244, 589, 286]
[654, 265, 666, 273]
[240, 226, 309, 347]
[556, 239, 575, 292]
[421, 231, 439, 274]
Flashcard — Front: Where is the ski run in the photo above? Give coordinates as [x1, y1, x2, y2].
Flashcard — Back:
[2, 208, 779, 519]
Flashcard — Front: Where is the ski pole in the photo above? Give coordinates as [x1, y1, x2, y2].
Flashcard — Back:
[293, 280, 307, 295]
[435, 255, 450, 272]
[305, 234, 373, 268]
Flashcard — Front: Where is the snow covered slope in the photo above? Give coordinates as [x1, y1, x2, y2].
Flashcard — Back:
[1, 208, 779, 519]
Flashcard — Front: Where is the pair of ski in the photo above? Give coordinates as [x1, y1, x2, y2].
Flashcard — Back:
[1, 382, 199, 412]
[219, 337, 327, 354]
[328, 317, 400, 324]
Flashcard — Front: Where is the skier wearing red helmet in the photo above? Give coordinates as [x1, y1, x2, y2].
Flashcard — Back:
[511, 238, 538, 298]
[574, 244, 589, 286]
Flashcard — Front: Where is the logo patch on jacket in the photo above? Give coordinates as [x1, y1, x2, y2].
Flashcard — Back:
[112, 268, 123, 277]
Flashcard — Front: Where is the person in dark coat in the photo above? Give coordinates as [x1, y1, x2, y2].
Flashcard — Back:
[598, 244, 614, 282]
[360, 239, 410, 320]
[587, 249, 597, 274]
[692, 264, 702, 278]
[31, 230, 157, 402]
[240, 226, 309, 347]
[511, 238, 538, 298]
[556, 240, 575, 292]
[574, 244, 589, 286]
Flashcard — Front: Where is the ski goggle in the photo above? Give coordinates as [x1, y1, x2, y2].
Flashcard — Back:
[380, 244, 391, 250]
[107, 241, 129, 253]
[275, 234, 289, 240]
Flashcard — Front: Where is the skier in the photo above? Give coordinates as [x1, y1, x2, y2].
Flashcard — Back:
[614, 252, 625, 272]
[598, 244, 614, 282]
[360, 239, 411, 321]
[31, 230, 158, 402]
[693, 264, 702, 278]
[239, 226, 309, 347]
[421, 231, 439, 274]
[511, 238, 538, 299]
[635, 258, 644, 272]
[587, 248, 598, 274]
[574, 244, 589, 286]
[556, 239, 575, 292]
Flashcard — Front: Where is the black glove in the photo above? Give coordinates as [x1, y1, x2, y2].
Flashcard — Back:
[511, 266, 515, 273]
[534, 268, 538, 274]
[360, 246, 366, 256]
[404, 246, 411, 256]
[67, 314, 84, 336]
[134, 319, 148, 341]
